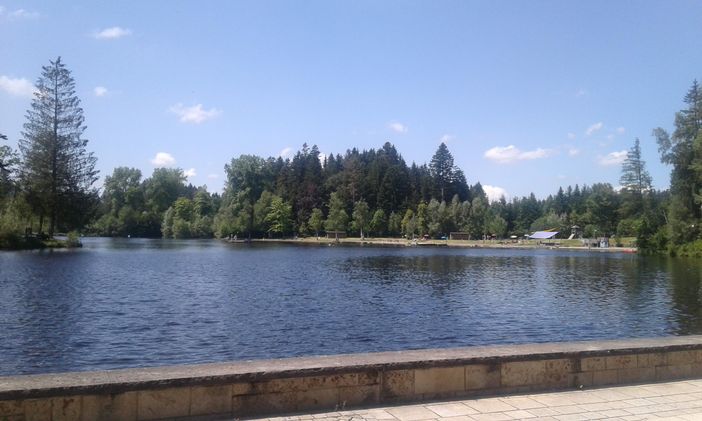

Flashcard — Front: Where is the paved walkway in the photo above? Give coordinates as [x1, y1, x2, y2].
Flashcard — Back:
[253, 379, 702, 421]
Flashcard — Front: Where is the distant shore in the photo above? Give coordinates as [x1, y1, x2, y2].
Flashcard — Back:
[227, 236, 637, 253]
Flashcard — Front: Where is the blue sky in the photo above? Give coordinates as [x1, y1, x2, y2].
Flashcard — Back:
[1, 1, 701, 200]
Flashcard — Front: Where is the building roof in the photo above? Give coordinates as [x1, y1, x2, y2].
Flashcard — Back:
[529, 231, 559, 239]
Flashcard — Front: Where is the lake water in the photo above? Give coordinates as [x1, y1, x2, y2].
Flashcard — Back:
[1, 238, 701, 375]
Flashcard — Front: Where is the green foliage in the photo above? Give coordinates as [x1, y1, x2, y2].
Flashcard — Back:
[265, 196, 293, 236]
[19, 57, 99, 236]
[401, 209, 417, 238]
[324, 192, 348, 233]
[430, 142, 464, 201]
[530, 212, 563, 233]
[486, 214, 508, 238]
[351, 200, 370, 238]
[369, 208, 386, 237]
[161, 191, 217, 239]
[654, 80, 702, 248]
[0, 143, 19, 201]
[308, 208, 324, 237]
[617, 218, 639, 237]
[619, 138, 652, 218]
[387, 211, 402, 236]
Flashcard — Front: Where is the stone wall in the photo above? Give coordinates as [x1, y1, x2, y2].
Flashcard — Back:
[2, 336, 702, 420]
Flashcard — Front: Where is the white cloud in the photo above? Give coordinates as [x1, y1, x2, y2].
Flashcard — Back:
[606, 134, 615, 140]
[94, 86, 108, 97]
[1, 7, 39, 19]
[388, 121, 408, 134]
[568, 148, 580, 157]
[169, 103, 221, 124]
[484, 145, 553, 164]
[150, 152, 176, 167]
[279, 147, 293, 159]
[439, 134, 454, 144]
[599, 150, 627, 166]
[483, 185, 509, 202]
[93, 26, 132, 40]
[616, 127, 626, 134]
[207, 173, 219, 180]
[0, 75, 35, 97]
[575, 88, 587, 98]
[8, 8, 39, 19]
[184, 168, 197, 178]
[567, 132, 576, 140]
[586, 122, 604, 136]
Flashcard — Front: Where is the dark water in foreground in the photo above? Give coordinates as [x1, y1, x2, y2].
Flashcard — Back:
[1, 238, 701, 375]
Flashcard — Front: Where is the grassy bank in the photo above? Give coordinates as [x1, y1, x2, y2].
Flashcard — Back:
[0, 232, 82, 250]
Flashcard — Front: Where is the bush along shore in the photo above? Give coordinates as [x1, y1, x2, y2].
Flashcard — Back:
[0, 231, 82, 250]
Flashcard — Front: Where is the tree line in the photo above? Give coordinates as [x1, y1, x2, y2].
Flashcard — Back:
[1, 58, 700, 254]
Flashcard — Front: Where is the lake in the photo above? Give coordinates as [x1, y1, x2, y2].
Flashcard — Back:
[1, 238, 701, 376]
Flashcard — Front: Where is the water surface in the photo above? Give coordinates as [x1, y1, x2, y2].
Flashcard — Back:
[1, 238, 701, 375]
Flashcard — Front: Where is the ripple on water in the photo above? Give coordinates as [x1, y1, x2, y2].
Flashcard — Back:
[0, 239, 700, 375]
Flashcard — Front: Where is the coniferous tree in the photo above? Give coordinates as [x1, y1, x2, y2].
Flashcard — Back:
[619, 138, 653, 219]
[620, 138, 653, 196]
[19, 57, 98, 236]
[0, 135, 18, 201]
[429, 142, 455, 201]
[655, 80, 702, 244]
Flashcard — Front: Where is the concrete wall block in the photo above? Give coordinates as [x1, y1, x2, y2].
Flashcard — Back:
[296, 388, 339, 412]
[308, 373, 359, 389]
[618, 367, 656, 384]
[24, 399, 52, 421]
[52, 396, 81, 421]
[465, 364, 500, 390]
[137, 387, 190, 420]
[580, 357, 605, 371]
[190, 384, 232, 416]
[656, 364, 693, 381]
[380, 369, 414, 399]
[81, 392, 137, 421]
[544, 359, 574, 385]
[414, 366, 465, 394]
[233, 392, 297, 417]
[592, 370, 618, 386]
[501, 360, 546, 387]
[604, 355, 636, 370]
[338, 385, 379, 408]
[231, 382, 253, 396]
[569, 371, 593, 388]
[357, 370, 380, 386]
[254, 373, 357, 394]
[667, 351, 697, 366]
[0, 400, 23, 416]
[637, 352, 666, 368]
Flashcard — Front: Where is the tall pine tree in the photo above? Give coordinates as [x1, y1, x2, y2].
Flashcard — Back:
[619, 138, 652, 218]
[429, 142, 455, 202]
[19, 57, 98, 236]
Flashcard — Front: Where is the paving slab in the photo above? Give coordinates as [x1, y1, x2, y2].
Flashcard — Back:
[253, 379, 702, 420]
